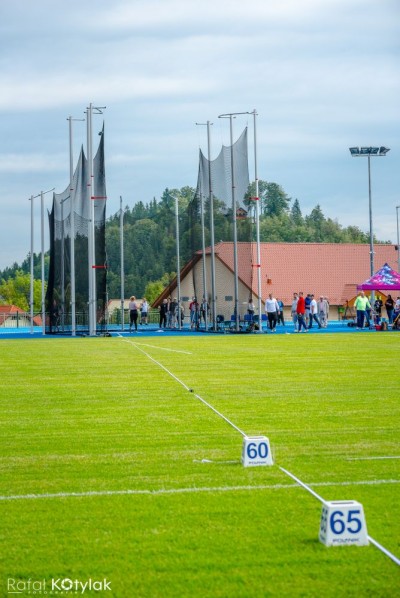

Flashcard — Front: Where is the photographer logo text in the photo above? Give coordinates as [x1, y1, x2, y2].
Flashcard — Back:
[7, 577, 112, 594]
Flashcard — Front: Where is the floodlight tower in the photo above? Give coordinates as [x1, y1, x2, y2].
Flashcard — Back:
[349, 146, 390, 305]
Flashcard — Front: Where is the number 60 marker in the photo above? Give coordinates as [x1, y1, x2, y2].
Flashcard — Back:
[242, 436, 274, 467]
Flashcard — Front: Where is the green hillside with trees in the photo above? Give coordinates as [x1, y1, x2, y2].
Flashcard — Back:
[0, 180, 382, 309]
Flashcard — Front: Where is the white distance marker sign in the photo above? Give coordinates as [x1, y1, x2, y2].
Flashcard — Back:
[242, 436, 273, 467]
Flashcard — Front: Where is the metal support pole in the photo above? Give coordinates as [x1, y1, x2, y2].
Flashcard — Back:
[86, 108, 92, 334]
[68, 117, 75, 336]
[252, 109, 263, 332]
[396, 205, 400, 273]
[90, 108, 97, 335]
[200, 190, 208, 330]
[38, 188, 54, 335]
[196, 121, 215, 330]
[229, 115, 240, 331]
[29, 194, 35, 335]
[167, 192, 182, 329]
[120, 196, 125, 331]
[207, 121, 216, 331]
[60, 197, 67, 331]
[86, 104, 96, 335]
[175, 195, 181, 329]
[40, 191, 46, 336]
[367, 155, 375, 307]
[68, 116, 84, 336]
[86, 104, 106, 335]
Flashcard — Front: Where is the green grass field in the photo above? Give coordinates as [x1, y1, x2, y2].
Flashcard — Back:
[0, 333, 399, 597]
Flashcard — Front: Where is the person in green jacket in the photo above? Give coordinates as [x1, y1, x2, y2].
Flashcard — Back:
[354, 291, 371, 329]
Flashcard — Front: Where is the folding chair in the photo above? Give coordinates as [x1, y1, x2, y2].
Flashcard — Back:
[261, 313, 268, 331]
[243, 313, 255, 331]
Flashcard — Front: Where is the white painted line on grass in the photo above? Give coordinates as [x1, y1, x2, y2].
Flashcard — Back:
[129, 341, 192, 355]
[193, 459, 239, 464]
[1, 479, 399, 502]
[346, 456, 400, 461]
[0, 484, 294, 501]
[120, 337, 247, 437]
[306, 479, 400, 488]
[117, 334, 192, 354]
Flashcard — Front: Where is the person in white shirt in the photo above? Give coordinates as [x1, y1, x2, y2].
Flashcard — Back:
[308, 294, 322, 329]
[140, 298, 149, 325]
[265, 293, 280, 332]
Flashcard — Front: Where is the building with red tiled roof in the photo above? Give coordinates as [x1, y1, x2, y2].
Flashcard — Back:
[0, 304, 42, 327]
[154, 242, 398, 320]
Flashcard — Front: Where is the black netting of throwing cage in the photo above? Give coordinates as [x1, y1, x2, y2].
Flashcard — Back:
[188, 127, 257, 331]
[46, 127, 107, 333]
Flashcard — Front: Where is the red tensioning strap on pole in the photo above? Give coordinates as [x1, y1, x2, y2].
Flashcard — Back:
[91, 196, 107, 200]
[92, 265, 107, 269]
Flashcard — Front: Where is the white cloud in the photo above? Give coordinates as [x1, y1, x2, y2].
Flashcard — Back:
[0, 74, 215, 111]
[90, 0, 324, 31]
[0, 153, 65, 173]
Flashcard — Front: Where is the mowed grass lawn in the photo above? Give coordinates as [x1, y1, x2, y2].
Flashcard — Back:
[0, 332, 399, 597]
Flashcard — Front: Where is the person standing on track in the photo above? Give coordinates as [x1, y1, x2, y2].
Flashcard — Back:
[159, 298, 168, 329]
[296, 291, 308, 333]
[317, 295, 328, 328]
[140, 298, 149, 325]
[354, 291, 370, 329]
[291, 292, 299, 331]
[308, 294, 322, 329]
[265, 293, 280, 332]
[129, 295, 139, 332]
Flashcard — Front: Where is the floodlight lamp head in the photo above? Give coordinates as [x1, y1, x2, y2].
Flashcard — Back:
[350, 146, 390, 157]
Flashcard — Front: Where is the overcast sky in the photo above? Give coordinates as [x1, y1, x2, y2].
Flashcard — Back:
[0, 0, 399, 271]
